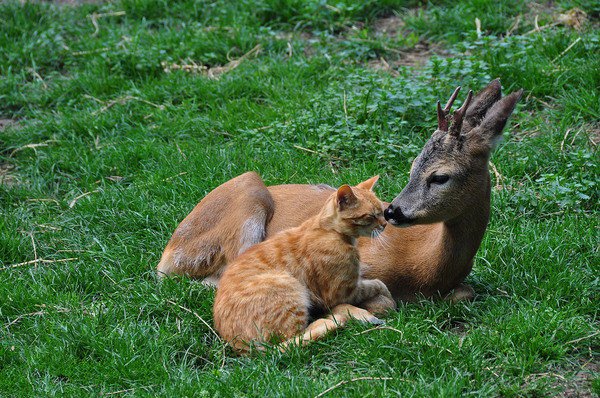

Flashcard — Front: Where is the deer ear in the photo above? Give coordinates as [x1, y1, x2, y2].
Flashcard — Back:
[355, 175, 379, 191]
[471, 89, 522, 150]
[464, 79, 503, 132]
[336, 185, 357, 209]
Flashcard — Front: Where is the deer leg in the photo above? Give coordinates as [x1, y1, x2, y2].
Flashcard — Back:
[157, 172, 274, 281]
[360, 293, 397, 316]
[350, 278, 396, 310]
[444, 283, 475, 303]
[350, 277, 397, 316]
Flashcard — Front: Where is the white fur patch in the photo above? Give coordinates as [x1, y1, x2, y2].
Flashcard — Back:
[172, 246, 217, 269]
[238, 212, 267, 255]
[202, 276, 219, 288]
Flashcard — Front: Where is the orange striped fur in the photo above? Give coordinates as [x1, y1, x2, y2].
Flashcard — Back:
[213, 177, 394, 353]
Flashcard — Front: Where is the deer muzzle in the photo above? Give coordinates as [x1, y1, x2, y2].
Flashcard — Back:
[384, 204, 416, 227]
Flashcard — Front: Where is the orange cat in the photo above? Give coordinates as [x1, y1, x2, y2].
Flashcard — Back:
[213, 176, 395, 353]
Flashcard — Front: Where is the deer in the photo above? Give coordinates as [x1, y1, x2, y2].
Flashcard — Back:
[157, 79, 522, 317]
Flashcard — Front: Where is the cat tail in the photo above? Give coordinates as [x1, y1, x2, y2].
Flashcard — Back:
[278, 304, 383, 352]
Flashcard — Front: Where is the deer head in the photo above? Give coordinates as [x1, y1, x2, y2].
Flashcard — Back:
[384, 79, 523, 226]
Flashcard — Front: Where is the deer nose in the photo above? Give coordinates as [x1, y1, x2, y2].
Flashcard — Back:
[385, 204, 414, 225]
[384, 205, 397, 221]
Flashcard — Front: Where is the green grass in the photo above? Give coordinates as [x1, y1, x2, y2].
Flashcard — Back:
[1, 0, 598, 396]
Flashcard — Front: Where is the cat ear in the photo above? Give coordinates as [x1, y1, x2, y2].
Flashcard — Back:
[336, 185, 357, 209]
[355, 175, 379, 191]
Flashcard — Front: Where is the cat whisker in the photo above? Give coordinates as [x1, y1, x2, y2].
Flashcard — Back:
[376, 236, 385, 251]
[374, 233, 392, 250]
[370, 226, 385, 240]
[370, 231, 383, 249]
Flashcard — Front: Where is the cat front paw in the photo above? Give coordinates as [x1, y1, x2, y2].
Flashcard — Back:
[367, 315, 385, 325]
[332, 304, 385, 325]
[353, 309, 385, 325]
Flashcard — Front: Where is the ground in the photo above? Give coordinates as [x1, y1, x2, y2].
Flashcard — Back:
[0, 0, 598, 397]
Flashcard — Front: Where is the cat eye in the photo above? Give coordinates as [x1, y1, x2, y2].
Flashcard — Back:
[353, 215, 375, 226]
[429, 174, 450, 185]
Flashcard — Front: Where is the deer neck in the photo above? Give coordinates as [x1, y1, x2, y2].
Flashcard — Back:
[438, 174, 491, 284]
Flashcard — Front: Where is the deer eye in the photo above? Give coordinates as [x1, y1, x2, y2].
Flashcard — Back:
[429, 174, 450, 185]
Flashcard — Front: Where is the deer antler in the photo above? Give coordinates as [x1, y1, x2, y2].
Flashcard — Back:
[449, 90, 473, 137]
[437, 86, 461, 132]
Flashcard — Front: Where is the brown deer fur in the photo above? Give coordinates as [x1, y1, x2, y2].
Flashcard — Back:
[157, 79, 522, 309]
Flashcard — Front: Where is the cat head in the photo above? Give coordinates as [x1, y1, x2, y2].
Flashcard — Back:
[331, 176, 387, 238]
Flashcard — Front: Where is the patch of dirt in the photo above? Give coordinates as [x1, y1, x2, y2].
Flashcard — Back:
[0, 119, 19, 131]
[368, 41, 449, 74]
[526, 2, 559, 18]
[367, 57, 398, 75]
[45, 0, 100, 4]
[274, 31, 314, 41]
[0, 163, 18, 187]
[274, 31, 318, 58]
[446, 319, 468, 335]
[587, 124, 600, 147]
[553, 360, 599, 397]
[367, 13, 449, 73]
[530, 3, 590, 29]
[0, 120, 21, 188]
[372, 15, 404, 38]
[398, 42, 449, 66]
[520, 3, 591, 35]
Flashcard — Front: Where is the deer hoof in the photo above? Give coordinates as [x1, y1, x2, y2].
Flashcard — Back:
[445, 284, 475, 303]
[362, 294, 397, 316]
